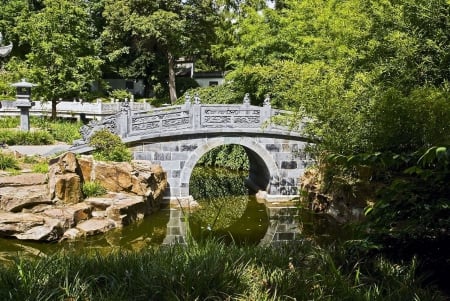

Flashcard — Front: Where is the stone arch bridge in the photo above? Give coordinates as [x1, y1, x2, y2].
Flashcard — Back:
[71, 97, 313, 204]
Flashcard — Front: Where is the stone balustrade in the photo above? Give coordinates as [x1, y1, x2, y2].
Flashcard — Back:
[0, 100, 152, 120]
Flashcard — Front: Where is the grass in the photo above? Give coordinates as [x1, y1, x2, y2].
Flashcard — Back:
[82, 181, 107, 197]
[0, 240, 445, 301]
[0, 129, 55, 145]
[0, 152, 19, 170]
[0, 117, 82, 145]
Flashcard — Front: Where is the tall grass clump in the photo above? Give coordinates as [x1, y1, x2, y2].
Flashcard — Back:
[0, 116, 20, 128]
[0, 240, 445, 301]
[0, 129, 54, 145]
[0, 152, 19, 170]
[82, 181, 107, 197]
[47, 121, 82, 143]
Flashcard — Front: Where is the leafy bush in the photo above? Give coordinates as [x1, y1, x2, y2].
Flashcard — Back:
[109, 89, 132, 101]
[89, 129, 132, 162]
[178, 83, 241, 105]
[82, 181, 107, 197]
[0, 129, 54, 145]
[0, 153, 19, 170]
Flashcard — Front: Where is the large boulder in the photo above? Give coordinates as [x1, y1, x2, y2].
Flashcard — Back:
[92, 161, 133, 192]
[76, 218, 116, 236]
[42, 202, 92, 230]
[0, 185, 51, 212]
[0, 173, 47, 187]
[0, 212, 63, 241]
[105, 193, 146, 226]
[53, 173, 83, 204]
[77, 156, 94, 181]
[48, 152, 84, 204]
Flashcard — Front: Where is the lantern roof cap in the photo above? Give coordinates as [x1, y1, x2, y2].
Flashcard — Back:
[11, 79, 37, 88]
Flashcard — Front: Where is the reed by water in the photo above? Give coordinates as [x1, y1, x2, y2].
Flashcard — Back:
[0, 238, 444, 301]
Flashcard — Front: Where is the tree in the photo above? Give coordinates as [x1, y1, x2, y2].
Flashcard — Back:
[12, 0, 103, 118]
[102, 0, 218, 103]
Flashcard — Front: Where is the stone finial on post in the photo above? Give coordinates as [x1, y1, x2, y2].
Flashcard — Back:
[194, 93, 201, 105]
[263, 94, 271, 107]
[184, 93, 191, 105]
[243, 93, 250, 105]
[11, 79, 37, 131]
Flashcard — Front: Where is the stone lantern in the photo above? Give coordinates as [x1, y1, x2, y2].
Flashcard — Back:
[11, 79, 37, 131]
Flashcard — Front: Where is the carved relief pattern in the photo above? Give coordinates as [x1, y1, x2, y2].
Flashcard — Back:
[201, 106, 262, 128]
[131, 110, 190, 133]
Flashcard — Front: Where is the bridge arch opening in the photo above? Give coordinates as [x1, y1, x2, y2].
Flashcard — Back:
[180, 137, 280, 198]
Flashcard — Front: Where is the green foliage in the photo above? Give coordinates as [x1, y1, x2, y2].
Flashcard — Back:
[0, 129, 55, 145]
[88, 129, 132, 162]
[82, 181, 107, 197]
[0, 152, 19, 170]
[10, 0, 103, 118]
[179, 83, 241, 104]
[365, 87, 450, 152]
[323, 146, 450, 291]
[109, 89, 132, 101]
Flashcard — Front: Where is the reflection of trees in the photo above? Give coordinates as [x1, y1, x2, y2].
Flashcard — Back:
[190, 167, 248, 199]
[192, 196, 248, 230]
[190, 167, 249, 230]
[189, 167, 269, 245]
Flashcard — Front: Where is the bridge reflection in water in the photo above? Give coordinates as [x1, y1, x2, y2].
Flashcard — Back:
[162, 200, 303, 247]
[162, 167, 303, 246]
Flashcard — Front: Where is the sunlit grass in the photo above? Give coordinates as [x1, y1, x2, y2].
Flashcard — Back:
[0, 240, 444, 301]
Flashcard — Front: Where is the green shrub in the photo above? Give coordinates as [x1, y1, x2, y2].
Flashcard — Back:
[0, 153, 19, 170]
[109, 89, 132, 101]
[82, 181, 107, 197]
[0, 129, 54, 145]
[89, 129, 132, 162]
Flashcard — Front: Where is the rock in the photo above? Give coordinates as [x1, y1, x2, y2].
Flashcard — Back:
[61, 228, 83, 241]
[0, 185, 51, 212]
[42, 202, 92, 229]
[78, 156, 93, 181]
[56, 152, 79, 173]
[0, 212, 45, 236]
[0, 212, 62, 241]
[15, 217, 62, 241]
[85, 197, 114, 210]
[54, 173, 83, 204]
[106, 194, 146, 226]
[76, 218, 116, 236]
[93, 161, 133, 192]
[0, 153, 168, 242]
[0, 173, 47, 187]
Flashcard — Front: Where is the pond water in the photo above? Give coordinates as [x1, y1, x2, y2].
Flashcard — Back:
[0, 167, 342, 263]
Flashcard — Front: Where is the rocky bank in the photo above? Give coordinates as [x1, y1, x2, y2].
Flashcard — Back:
[0, 152, 167, 241]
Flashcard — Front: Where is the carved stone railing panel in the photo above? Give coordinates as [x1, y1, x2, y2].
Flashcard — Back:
[200, 105, 263, 128]
[130, 107, 191, 135]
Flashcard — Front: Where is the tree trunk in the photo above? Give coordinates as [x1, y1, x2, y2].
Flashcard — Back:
[167, 51, 177, 104]
[51, 99, 57, 120]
